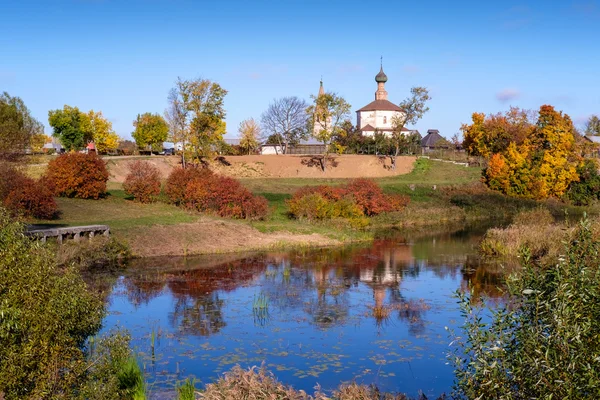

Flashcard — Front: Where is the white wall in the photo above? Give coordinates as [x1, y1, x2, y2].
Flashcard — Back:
[357, 110, 402, 130]
[261, 145, 284, 155]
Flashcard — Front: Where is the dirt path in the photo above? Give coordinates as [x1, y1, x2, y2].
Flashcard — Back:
[126, 218, 340, 257]
[106, 154, 416, 182]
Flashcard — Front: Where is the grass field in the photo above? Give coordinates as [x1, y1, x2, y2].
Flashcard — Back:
[29, 158, 590, 255]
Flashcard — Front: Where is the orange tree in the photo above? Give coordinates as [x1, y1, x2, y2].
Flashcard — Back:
[464, 105, 580, 200]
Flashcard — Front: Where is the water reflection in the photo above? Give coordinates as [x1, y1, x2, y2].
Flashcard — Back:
[103, 225, 510, 397]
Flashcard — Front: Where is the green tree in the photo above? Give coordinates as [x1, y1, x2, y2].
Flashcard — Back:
[584, 114, 600, 136]
[167, 77, 228, 165]
[132, 112, 169, 154]
[238, 118, 260, 155]
[307, 92, 351, 171]
[390, 87, 430, 168]
[48, 105, 89, 151]
[0, 92, 44, 156]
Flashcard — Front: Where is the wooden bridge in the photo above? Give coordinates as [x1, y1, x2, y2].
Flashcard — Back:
[26, 225, 110, 244]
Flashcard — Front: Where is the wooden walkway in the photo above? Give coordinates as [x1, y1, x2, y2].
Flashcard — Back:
[26, 225, 110, 244]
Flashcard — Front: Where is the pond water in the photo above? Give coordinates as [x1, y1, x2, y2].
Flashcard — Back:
[101, 224, 509, 398]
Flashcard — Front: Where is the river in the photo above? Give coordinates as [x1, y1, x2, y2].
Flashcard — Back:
[101, 223, 509, 398]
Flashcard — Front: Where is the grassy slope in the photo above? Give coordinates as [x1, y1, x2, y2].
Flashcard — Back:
[32, 158, 586, 250]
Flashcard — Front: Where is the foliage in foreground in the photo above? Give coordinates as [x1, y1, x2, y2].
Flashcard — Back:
[288, 179, 409, 227]
[46, 152, 109, 199]
[452, 217, 600, 399]
[0, 210, 142, 399]
[165, 166, 268, 220]
[198, 365, 440, 400]
[0, 209, 103, 398]
[123, 160, 162, 203]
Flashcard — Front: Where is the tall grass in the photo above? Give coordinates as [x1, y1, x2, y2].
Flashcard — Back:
[177, 378, 197, 400]
[117, 355, 146, 400]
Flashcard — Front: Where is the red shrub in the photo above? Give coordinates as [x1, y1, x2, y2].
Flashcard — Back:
[165, 166, 213, 205]
[123, 160, 162, 203]
[4, 177, 58, 219]
[289, 179, 409, 218]
[344, 179, 409, 216]
[45, 153, 109, 199]
[183, 174, 268, 220]
[0, 163, 58, 219]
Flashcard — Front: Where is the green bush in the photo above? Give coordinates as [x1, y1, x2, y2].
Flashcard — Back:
[566, 159, 600, 206]
[0, 209, 140, 399]
[79, 331, 146, 400]
[452, 217, 600, 399]
[0, 209, 103, 398]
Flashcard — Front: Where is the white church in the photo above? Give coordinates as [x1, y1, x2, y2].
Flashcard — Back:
[356, 63, 410, 136]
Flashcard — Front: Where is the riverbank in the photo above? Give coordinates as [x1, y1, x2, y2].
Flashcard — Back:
[29, 158, 594, 257]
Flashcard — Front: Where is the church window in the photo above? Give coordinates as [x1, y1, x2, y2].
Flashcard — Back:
[383, 116, 387, 124]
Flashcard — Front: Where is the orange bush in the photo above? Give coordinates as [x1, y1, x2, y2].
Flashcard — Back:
[45, 153, 109, 199]
[346, 178, 409, 216]
[164, 166, 213, 205]
[0, 163, 58, 219]
[123, 160, 162, 203]
[184, 174, 268, 220]
[165, 166, 268, 220]
[288, 179, 408, 219]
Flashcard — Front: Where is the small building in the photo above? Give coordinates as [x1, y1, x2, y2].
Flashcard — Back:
[421, 130, 449, 151]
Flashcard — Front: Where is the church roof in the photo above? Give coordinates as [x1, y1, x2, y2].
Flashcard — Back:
[375, 67, 388, 83]
[356, 99, 402, 112]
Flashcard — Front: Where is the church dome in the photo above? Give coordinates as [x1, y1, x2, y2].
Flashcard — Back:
[375, 66, 388, 83]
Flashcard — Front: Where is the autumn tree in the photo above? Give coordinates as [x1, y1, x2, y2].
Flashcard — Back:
[462, 107, 535, 158]
[166, 77, 227, 166]
[585, 115, 600, 136]
[132, 112, 169, 154]
[238, 118, 260, 155]
[390, 87, 430, 169]
[0, 92, 44, 157]
[81, 110, 119, 153]
[49, 106, 118, 153]
[30, 133, 52, 153]
[306, 92, 351, 171]
[484, 105, 579, 199]
[261, 96, 309, 154]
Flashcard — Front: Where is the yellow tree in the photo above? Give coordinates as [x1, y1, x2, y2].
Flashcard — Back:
[81, 110, 119, 153]
[529, 105, 579, 198]
[238, 118, 260, 155]
[30, 133, 52, 153]
[306, 92, 351, 171]
[132, 112, 169, 153]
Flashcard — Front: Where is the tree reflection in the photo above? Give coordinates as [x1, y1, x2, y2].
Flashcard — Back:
[169, 292, 226, 336]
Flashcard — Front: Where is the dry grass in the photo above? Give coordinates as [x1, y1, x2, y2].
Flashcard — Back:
[480, 209, 571, 263]
[198, 365, 443, 400]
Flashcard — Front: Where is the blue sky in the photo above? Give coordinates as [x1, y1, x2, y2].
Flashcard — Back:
[1, 0, 599, 140]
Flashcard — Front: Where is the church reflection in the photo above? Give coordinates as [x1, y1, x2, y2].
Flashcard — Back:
[119, 229, 508, 337]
